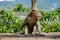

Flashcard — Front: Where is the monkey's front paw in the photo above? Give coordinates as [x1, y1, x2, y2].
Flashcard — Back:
[32, 32, 36, 35]
[25, 33, 28, 36]
[35, 32, 41, 35]
[14, 32, 20, 35]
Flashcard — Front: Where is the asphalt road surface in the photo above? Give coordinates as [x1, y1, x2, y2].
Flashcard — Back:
[0, 32, 60, 40]
[0, 36, 60, 40]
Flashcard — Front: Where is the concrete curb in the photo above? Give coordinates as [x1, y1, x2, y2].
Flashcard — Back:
[0, 32, 60, 38]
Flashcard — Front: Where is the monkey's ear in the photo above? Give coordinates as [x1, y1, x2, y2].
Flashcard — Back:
[32, 10, 35, 11]
[28, 12, 33, 17]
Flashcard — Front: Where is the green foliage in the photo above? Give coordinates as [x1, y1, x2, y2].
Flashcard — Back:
[13, 4, 31, 12]
[40, 8, 60, 33]
[0, 4, 60, 33]
[0, 4, 31, 33]
[0, 10, 23, 33]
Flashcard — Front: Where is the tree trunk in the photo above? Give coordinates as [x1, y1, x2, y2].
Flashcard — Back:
[31, 0, 37, 10]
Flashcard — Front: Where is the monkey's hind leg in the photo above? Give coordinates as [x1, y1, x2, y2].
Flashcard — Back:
[25, 26, 28, 35]
[32, 26, 36, 35]
[15, 22, 26, 35]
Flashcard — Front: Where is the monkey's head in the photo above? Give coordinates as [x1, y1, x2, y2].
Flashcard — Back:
[32, 10, 41, 18]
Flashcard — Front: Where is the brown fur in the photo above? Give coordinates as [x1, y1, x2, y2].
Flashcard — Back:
[20, 10, 41, 34]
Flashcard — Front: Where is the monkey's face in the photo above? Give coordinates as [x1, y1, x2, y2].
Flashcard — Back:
[32, 10, 41, 18]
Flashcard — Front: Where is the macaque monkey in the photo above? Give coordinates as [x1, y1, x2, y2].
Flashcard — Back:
[20, 10, 41, 35]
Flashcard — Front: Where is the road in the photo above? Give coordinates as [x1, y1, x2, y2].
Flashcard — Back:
[0, 32, 60, 40]
[0, 35, 60, 40]
[0, 37, 60, 40]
